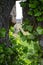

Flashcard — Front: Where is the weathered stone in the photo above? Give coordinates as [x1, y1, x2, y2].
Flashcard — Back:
[10, 4, 16, 24]
[0, 0, 16, 47]
[39, 35, 43, 48]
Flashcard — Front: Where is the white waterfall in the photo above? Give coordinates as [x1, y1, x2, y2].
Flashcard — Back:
[16, 1, 23, 24]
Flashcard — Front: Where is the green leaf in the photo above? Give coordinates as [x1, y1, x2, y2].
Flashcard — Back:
[40, 0, 43, 2]
[0, 28, 6, 37]
[5, 48, 14, 55]
[28, 10, 33, 15]
[36, 26, 43, 35]
[24, 59, 32, 64]
[27, 25, 33, 32]
[27, 34, 35, 40]
[0, 46, 3, 53]
[20, 2, 26, 7]
[34, 11, 42, 16]
[29, 3, 37, 8]
[37, 17, 43, 22]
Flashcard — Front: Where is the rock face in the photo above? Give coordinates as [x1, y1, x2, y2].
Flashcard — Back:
[0, 0, 16, 46]
[39, 35, 43, 49]
[10, 4, 16, 24]
[0, 0, 16, 28]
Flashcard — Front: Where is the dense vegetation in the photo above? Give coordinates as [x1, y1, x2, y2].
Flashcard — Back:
[0, 0, 43, 65]
[0, 27, 42, 65]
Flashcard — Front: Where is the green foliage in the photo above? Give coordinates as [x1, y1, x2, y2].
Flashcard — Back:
[37, 17, 43, 22]
[20, 0, 43, 65]
[0, 0, 43, 65]
[36, 26, 43, 35]
[0, 28, 6, 37]
[0, 27, 42, 65]
[20, 2, 26, 7]
[20, 0, 43, 22]
[20, 0, 43, 36]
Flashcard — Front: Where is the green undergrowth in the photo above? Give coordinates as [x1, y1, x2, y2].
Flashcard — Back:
[0, 27, 42, 65]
